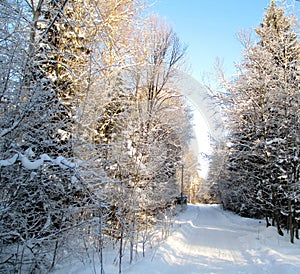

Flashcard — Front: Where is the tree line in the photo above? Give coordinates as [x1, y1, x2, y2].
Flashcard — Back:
[207, 0, 299, 244]
[0, 1, 195, 273]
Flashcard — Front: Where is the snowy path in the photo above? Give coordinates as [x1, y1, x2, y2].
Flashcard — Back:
[124, 204, 300, 274]
[54, 204, 300, 274]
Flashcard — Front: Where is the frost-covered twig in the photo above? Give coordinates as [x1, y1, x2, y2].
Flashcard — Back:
[0, 151, 77, 171]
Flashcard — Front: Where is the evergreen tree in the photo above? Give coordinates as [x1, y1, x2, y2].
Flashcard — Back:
[218, 0, 300, 241]
[0, 1, 93, 271]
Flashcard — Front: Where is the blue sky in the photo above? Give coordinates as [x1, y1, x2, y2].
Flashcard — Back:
[151, 0, 300, 82]
[150, 1, 300, 176]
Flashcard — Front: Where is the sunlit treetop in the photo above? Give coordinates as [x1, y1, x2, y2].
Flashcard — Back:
[255, 0, 300, 66]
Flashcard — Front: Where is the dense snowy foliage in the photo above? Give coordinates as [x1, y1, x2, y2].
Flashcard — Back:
[210, 0, 299, 243]
[1, 0, 299, 273]
[0, 1, 193, 273]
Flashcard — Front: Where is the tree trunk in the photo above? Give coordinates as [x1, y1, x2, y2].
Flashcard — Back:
[99, 209, 104, 274]
[274, 208, 284, 236]
[265, 214, 271, 227]
[295, 219, 299, 240]
[119, 226, 124, 274]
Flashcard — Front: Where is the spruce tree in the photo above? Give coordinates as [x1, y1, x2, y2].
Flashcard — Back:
[219, 0, 300, 241]
[0, 1, 93, 271]
[254, 0, 300, 242]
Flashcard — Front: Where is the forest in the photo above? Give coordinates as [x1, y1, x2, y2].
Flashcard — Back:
[207, 0, 300, 245]
[0, 0, 199, 273]
[0, 0, 299, 273]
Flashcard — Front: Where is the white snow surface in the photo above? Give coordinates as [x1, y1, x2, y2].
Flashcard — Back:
[53, 204, 300, 274]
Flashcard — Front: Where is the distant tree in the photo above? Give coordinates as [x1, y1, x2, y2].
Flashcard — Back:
[204, 142, 226, 204]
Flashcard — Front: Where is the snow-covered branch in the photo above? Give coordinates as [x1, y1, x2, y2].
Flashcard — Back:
[0, 151, 77, 170]
[266, 138, 286, 145]
[0, 120, 22, 138]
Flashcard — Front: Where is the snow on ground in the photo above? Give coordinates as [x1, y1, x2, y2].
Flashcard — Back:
[53, 204, 300, 274]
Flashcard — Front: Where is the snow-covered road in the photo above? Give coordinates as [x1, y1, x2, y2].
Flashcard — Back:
[125, 204, 300, 274]
[54, 204, 300, 274]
